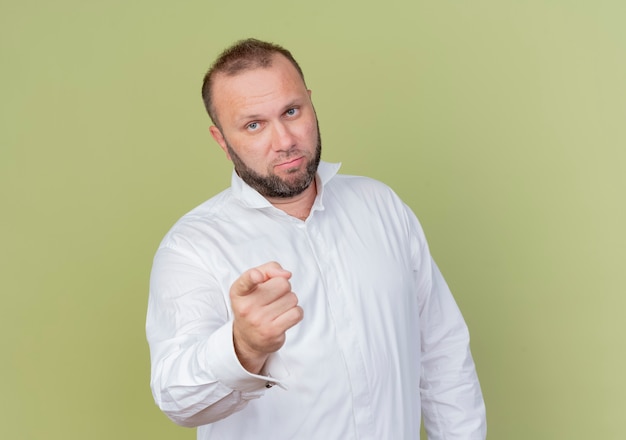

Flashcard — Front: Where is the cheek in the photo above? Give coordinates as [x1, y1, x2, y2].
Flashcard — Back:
[299, 117, 319, 144]
[238, 137, 273, 164]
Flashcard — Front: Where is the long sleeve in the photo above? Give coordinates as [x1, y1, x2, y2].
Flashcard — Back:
[410, 212, 487, 439]
[146, 245, 283, 427]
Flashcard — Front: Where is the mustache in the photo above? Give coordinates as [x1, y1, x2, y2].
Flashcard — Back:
[273, 148, 303, 162]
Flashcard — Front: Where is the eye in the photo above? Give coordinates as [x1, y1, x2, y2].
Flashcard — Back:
[246, 122, 260, 131]
[285, 108, 298, 117]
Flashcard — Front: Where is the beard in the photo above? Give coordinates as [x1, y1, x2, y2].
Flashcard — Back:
[225, 122, 322, 199]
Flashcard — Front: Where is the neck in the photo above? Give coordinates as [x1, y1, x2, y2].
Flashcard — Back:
[266, 180, 317, 221]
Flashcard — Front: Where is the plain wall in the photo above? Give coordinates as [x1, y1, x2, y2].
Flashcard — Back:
[2, 1, 624, 438]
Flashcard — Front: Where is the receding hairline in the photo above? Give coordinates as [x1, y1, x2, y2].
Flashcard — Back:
[211, 52, 300, 83]
[201, 39, 306, 127]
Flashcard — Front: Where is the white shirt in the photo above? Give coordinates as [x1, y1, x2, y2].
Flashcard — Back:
[146, 161, 486, 439]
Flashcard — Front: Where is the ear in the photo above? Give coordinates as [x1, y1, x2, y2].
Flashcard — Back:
[307, 89, 312, 98]
[209, 126, 231, 160]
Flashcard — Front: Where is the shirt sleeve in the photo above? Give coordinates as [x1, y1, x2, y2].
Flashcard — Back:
[409, 210, 487, 439]
[146, 244, 287, 427]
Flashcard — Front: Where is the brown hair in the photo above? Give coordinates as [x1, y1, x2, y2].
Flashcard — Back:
[201, 38, 306, 127]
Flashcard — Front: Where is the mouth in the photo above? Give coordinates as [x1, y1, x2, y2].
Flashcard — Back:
[275, 156, 304, 170]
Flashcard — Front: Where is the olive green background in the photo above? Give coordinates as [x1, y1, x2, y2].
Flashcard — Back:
[2, 1, 624, 439]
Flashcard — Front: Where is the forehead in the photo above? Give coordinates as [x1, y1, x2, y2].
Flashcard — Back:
[211, 55, 308, 122]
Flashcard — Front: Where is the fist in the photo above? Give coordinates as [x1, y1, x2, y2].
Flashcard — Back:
[230, 262, 304, 373]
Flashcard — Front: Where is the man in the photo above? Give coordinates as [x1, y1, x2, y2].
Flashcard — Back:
[147, 38, 486, 439]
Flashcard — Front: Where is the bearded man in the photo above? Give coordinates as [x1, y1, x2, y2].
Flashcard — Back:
[146, 38, 486, 440]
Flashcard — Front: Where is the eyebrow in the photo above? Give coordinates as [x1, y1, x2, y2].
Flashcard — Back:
[237, 113, 261, 124]
[236, 100, 303, 124]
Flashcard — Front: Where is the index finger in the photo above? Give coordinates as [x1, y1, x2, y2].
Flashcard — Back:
[233, 263, 291, 296]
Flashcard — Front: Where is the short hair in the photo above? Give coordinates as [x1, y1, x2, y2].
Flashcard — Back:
[201, 38, 306, 127]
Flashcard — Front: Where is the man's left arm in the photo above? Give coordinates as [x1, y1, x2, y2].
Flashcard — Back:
[409, 211, 487, 439]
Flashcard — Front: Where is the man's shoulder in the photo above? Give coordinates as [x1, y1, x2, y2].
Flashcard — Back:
[326, 173, 415, 221]
[179, 187, 233, 222]
[330, 173, 399, 198]
[158, 187, 235, 245]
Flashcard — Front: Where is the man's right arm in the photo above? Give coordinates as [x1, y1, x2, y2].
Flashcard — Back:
[146, 247, 300, 427]
[146, 246, 262, 426]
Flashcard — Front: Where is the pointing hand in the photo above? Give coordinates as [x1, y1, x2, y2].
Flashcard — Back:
[230, 262, 304, 374]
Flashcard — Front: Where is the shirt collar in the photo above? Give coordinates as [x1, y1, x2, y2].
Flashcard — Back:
[230, 161, 342, 210]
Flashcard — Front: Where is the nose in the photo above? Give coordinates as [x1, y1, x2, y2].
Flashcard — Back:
[271, 121, 296, 151]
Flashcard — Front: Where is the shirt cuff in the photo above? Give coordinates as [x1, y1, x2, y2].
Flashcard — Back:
[205, 322, 289, 393]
